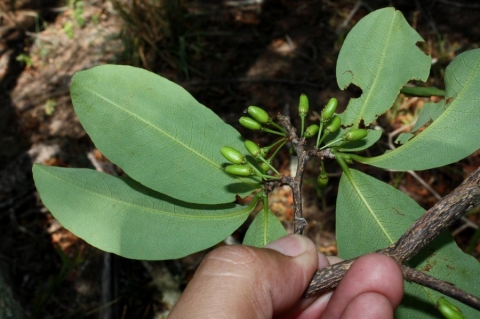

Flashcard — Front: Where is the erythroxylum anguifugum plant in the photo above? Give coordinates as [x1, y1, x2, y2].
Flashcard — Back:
[33, 7, 480, 318]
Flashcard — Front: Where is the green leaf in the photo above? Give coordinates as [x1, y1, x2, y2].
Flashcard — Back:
[33, 164, 258, 260]
[360, 49, 480, 170]
[336, 169, 422, 256]
[398, 233, 480, 318]
[412, 101, 447, 133]
[70, 64, 259, 204]
[336, 8, 430, 128]
[243, 209, 287, 248]
[395, 132, 414, 145]
[336, 169, 480, 318]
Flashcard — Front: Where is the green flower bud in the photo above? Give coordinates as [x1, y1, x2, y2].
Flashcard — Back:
[321, 98, 338, 122]
[239, 116, 262, 131]
[225, 164, 254, 177]
[259, 162, 271, 174]
[220, 146, 246, 164]
[247, 106, 270, 124]
[437, 297, 464, 319]
[317, 172, 329, 189]
[343, 129, 368, 142]
[244, 140, 261, 158]
[298, 94, 309, 116]
[324, 115, 341, 134]
[304, 124, 319, 138]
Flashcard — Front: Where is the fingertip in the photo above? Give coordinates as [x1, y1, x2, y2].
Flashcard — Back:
[265, 234, 316, 257]
[353, 253, 404, 308]
[322, 253, 404, 319]
[340, 292, 394, 319]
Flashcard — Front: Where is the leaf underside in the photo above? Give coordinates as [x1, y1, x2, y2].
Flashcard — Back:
[70, 65, 259, 204]
[362, 48, 480, 170]
[336, 7, 431, 128]
[337, 169, 480, 318]
[33, 164, 258, 260]
[242, 209, 287, 248]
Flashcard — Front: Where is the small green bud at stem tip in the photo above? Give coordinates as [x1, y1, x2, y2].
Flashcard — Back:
[321, 97, 338, 122]
[247, 106, 271, 124]
[304, 124, 320, 138]
[224, 164, 254, 177]
[244, 140, 261, 158]
[259, 162, 270, 174]
[317, 173, 329, 189]
[298, 93, 309, 116]
[437, 297, 465, 319]
[343, 129, 368, 142]
[324, 115, 341, 134]
[220, 146, 246, 164]
[239, 116, 263, 131]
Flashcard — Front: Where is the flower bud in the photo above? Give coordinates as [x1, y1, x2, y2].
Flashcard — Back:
[324, 115, 341, 134]
[321, 98, 338, 122]
[239, 116, 262, 131]
[225, 164, 254, 177]
[317, 172, 329, 189]
[437, 297, 464, 319]
[259, 162, 271, 174]
[220, 146, 246, 164]
[244, 140, 261, 158]
[304, 124, 319, 138]
[247, 106, 270, 124]
[298, 94, 309, 117]
[343, 129, 368, 142]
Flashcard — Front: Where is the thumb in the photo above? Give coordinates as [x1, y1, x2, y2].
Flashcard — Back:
[169, 235, 318, 319]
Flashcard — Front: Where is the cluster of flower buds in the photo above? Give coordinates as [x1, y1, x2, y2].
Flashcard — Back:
[295, 95, 370, 190]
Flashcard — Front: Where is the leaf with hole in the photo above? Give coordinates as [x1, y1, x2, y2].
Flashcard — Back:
[337, 8, 430, 128]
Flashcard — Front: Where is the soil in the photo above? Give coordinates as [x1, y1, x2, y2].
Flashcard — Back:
[1, 0, 479, 318]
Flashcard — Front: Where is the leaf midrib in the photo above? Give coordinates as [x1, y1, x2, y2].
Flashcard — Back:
[78, 84, 257, 188]
[84, 86, 221, 169]
[38, 165, 256, 220]
[353, 12, 396, 127]
[349, 172, 394, 244]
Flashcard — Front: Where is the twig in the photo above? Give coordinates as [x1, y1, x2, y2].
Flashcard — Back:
[401, 265, 480, 310]
[273, 114, 333, 234]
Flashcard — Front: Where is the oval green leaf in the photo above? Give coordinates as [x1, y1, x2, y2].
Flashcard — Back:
[70, 65, 259, 204]
[33, 164, 258, 260]
[242, 209, 287, 248]
[337, 8, 430, 127]
[336, 169, 480, 318]
[359, 49, 480, 170]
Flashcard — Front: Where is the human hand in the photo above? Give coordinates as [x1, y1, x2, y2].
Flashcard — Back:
[168, 234, 403, 319]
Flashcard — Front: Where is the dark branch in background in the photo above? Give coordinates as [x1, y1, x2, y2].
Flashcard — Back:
[272, 114, 480, 310]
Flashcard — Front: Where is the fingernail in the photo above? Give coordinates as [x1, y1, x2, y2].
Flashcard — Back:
[265, 234, 312, 257]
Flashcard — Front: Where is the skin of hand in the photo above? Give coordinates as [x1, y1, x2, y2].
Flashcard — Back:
[168, 234, 403, 319]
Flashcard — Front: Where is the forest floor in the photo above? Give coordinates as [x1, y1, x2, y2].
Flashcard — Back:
[1, 0, 480, 318]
